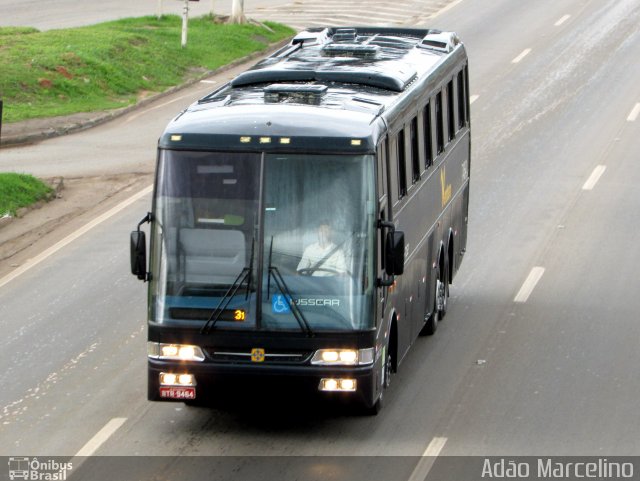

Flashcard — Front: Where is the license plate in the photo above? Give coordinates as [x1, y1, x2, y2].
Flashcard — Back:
[159, 386, 196, 400]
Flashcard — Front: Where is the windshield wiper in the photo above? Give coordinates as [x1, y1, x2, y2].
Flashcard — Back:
[266, 237, 313, 337]
[201, 238, 255, 335]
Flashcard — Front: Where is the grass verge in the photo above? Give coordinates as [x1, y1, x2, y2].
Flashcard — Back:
[0, 173, 53, 217]
[0, 16, 295, 123]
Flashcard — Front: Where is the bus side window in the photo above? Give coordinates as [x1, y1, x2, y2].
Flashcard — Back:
[397, 128, 407, 198]
[457, 70, 466, 129]
[435, 92, 444, 155]
[389, 136, 399, 202]
[423, 100, 433, 169]
[410, 116, 420, 183]
[379, 209, 386, 272]
[377, 139, 388, 200]
[447, 79, 455, 142]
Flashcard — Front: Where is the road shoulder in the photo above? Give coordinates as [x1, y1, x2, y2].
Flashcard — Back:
[0, 173, 153, 279]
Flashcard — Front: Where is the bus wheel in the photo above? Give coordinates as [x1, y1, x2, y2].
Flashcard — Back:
[437, 264, 449, 320]
[420, 268, 441, 336]
[362, 344, 391, 415]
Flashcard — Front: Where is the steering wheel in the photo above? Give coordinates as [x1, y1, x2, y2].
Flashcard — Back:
[297, 267, 344, 276]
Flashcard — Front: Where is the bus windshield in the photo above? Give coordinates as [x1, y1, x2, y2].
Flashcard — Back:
[150, 150, 376, 331]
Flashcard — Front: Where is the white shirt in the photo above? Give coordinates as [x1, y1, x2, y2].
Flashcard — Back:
[297, 242, 347, 276]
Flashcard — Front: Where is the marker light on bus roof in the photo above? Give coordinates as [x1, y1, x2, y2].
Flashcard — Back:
[279, 137, 291, 144]
[259, 137, 272, 144]
[240, 136, 251, 143]
[148, 342, 205, 362]
[351, 139, 362, 146]
[170, 135, 182, 142]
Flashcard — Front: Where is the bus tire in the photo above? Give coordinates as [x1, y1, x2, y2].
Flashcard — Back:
[420, 268, 440, 336]
[438, 260, 449, 320]
[362, 342, 392, 415]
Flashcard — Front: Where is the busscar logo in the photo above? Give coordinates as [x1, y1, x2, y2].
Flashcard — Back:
[8, 457, 73, 481]
[440, 167, 452, 207]
[272, 294, 340, 314]
[296, 298, 340, 307]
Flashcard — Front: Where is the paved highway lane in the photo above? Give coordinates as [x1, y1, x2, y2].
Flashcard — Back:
[0, 0, 290, 30]
[0, 65, 250, 177]
[1, 0, 640, 475]
[432, 0, 640, 455]
[0, 0, 450, 32]
[0, 195, 150, 455]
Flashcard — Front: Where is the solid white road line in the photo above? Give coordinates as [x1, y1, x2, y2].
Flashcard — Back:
[554, 15, 571, 26]
[627, 103, 640, 122]
[512, 48, 532, 64]
[428, 0, 464, 19]
[75, 417, 127, 457]
[470, 95, 480, 104]
[407, 437, 448, 481]
[582, 165, 606, 191]
[415, 0, 464, 24]
[514, 267, 545, 303]
[0, 185, 153, 290]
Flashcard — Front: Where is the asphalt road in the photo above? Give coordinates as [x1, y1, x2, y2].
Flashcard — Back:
[1, 0, 640, 478]
[0, 0, 288, 30]
[0, 0, 447, 32]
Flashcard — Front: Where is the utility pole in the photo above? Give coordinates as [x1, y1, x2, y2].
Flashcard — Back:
[0, 99, 3, 145]
[157, 0, 163, 19]
[230, 0, 246, 23]
[181, 0, 189, 48]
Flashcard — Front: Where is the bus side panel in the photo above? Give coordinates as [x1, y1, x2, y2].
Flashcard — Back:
[443, 132, 470, 281]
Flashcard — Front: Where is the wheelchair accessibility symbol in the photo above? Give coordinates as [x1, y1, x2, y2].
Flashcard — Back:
[271, 294, 291, 314]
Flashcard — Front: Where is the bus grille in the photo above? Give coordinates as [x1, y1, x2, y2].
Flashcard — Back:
[204, 348, 313, 364]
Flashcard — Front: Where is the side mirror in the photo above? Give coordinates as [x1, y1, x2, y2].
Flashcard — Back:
[385, 230, 405, 276]
[130, 230, 147, 281]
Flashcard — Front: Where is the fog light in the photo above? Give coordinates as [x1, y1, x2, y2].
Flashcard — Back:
[339, 379, 356, 391]
[178, 374, 195, 386]
[160, 373, 195, 386]
[160, 373, 177, 385]
[319, 378, 357, 392]
[320, 379, 339, 391]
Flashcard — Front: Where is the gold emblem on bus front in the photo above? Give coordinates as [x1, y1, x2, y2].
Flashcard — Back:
[251, 348, 265, 362]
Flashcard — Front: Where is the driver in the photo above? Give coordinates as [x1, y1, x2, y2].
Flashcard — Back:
[297, 222, 347, 276]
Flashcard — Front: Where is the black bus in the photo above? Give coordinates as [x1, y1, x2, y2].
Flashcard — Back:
[131, 26, 470, 414]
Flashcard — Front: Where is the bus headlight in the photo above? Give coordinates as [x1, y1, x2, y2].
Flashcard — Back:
[311, 348, 374, 366]
[148, 342, 205, 362]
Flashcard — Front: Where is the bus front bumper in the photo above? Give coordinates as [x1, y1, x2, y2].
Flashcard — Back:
[148, 359, 380, 407]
